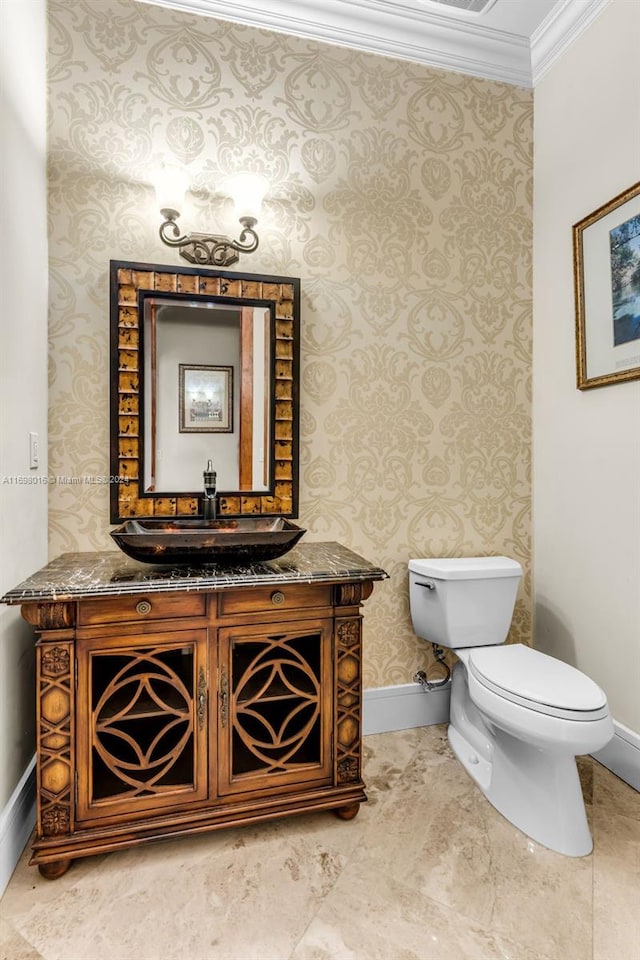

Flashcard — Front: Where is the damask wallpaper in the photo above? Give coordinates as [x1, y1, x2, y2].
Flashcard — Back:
[47, 0, 533, 686]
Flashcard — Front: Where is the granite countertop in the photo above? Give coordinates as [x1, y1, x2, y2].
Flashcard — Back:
[1, 542, 388, 604]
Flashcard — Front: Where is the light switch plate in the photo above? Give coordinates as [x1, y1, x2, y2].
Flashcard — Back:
[29, 431, 39, 469]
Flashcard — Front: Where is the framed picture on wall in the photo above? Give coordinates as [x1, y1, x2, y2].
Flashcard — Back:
[179, 364, 233, 433]
[573, 181, 640, 389]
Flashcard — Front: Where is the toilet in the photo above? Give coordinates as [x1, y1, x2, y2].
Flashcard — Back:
[409, 556, 613, 857]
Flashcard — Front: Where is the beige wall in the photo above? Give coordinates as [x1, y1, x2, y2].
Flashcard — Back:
[533, 0, 640, 730]
[0, 0, 48, 809]
[47, 0, 533, 687]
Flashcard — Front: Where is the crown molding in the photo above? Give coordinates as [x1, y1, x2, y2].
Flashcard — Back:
[138, 0, 533, 86]
[531, 0, 610, 85]
[138, 0, 612, 88]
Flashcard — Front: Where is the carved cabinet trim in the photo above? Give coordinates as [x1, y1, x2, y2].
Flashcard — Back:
[335, 617, 363, 784]
[36, 639, 75, 839]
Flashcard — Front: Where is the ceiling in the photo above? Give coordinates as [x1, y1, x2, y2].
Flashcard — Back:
[139, 0, 610, 87]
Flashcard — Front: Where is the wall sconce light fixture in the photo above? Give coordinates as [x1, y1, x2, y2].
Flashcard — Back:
[155, 168, 268, 268]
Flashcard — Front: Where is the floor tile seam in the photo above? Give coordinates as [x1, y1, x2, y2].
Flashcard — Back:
[391, 729, 436, 780]
[358, 743, 434, 828]
[414, 874, 593, 960]
[489, 834, 597, 959]
[388, 730, 453, 793]
[591, 762, 640, 820]
[0, 914, 46, 960]
[309, 865, 564, 960]
[285, 822, 467, 957]
[407, 880, 502, 942]
[588, 795, 597, 960]
[285, 876, 336, 960]
[283, 808, 374, 959]
[589, 763, 640, 958]
[9, 909, 60, 960]
[591, 808, 640, 865]
[592, 797, 640, 823]
[323, 803, 390, 880]
[591, 833, 596, 960]
[287, 870, 441, 960]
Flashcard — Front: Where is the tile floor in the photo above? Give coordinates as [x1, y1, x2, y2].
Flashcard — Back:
[1, 725, 638, 960]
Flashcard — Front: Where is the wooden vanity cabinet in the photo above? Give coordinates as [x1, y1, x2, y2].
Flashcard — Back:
[23, 577, 374, 878]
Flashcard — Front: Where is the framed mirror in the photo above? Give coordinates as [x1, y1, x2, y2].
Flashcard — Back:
[109, 260, 299, 523]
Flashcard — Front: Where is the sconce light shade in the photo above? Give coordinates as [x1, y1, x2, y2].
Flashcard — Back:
[155, 166, 265, 268]
[153, 163, 190, 218]
[226, 173, 268, 221]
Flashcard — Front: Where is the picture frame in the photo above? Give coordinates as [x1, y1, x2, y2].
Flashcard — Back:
[179, 363, 233, 433]
[573, 181, 640, 390]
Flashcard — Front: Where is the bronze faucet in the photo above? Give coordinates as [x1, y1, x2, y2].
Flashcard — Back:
[203, 460, 217, 520]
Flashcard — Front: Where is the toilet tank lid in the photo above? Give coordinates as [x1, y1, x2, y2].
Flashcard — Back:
[409, 557, 522, 580]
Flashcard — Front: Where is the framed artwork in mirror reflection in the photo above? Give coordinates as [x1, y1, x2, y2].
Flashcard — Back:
[573, 181, 640, 389]
[179, 364, 233, 433]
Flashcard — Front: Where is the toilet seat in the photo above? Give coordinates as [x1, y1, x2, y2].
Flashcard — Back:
[467, 644, 609, 721]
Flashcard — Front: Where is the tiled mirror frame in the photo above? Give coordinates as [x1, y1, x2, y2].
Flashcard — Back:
[109, 260, 300, 523]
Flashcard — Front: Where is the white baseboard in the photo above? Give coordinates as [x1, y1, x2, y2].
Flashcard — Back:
[363, 681, 451, 736]
[592, 720, 640, 792]
[0, 755, 36, 897]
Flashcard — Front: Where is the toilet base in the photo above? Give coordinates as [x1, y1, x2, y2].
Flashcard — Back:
[448, 723, 593, 856]
[448, 664, 593, 857]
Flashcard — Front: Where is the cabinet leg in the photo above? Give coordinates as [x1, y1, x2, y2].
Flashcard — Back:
[38, 859, 72, 880]
[334, 802, 360, 821]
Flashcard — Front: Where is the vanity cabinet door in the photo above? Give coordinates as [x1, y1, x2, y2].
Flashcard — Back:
[217, 619, 333, 798]
[75, 630, 209, 824]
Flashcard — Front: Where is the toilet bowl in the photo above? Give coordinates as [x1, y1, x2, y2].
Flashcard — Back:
[409, 556, 613, 857]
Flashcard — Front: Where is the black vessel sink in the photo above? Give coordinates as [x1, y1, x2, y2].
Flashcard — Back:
[110, 517, 306, 565]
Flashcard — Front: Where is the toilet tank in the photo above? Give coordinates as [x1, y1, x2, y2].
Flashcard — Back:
[408, 556, 522, 648]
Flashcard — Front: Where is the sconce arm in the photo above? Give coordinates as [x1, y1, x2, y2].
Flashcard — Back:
[158, 208, 190, 248]
[159, 211, 259, 267]
[234, 217, 259, 254]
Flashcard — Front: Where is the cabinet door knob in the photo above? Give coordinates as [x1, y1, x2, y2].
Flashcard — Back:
[271, 591, 285, 606]
[136, 600, 152, 615]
